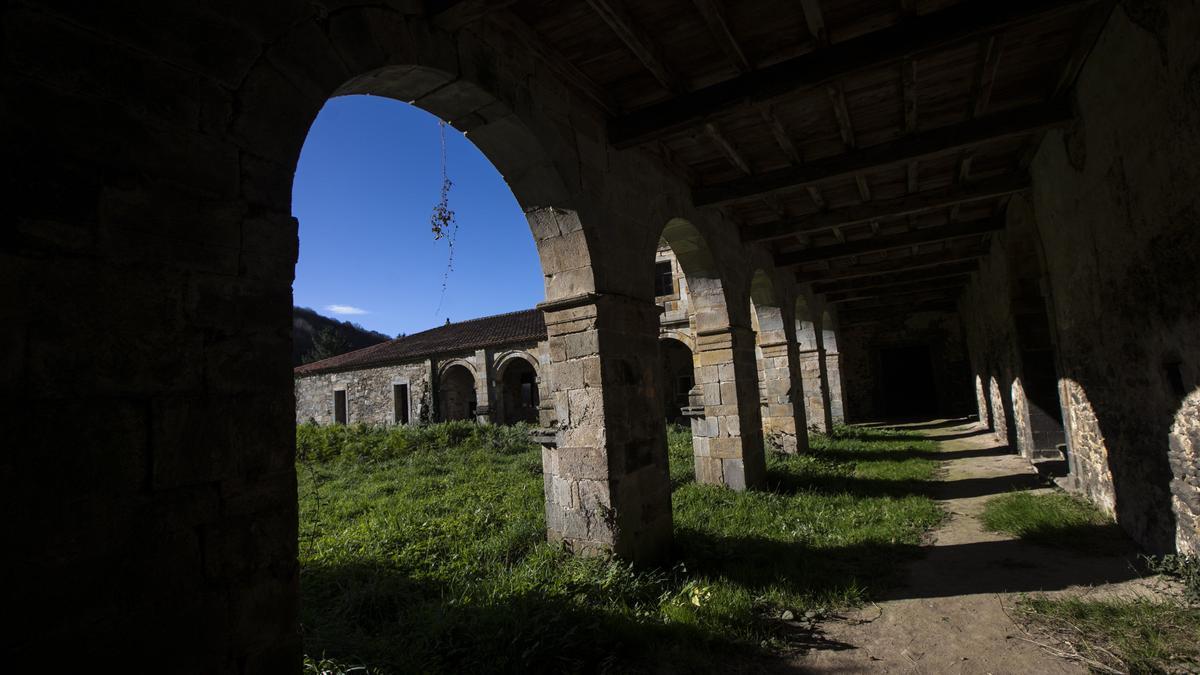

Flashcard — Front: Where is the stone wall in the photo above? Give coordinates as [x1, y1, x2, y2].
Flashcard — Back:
[960, 2, 1200, 552]
[296, 361, 432, 426]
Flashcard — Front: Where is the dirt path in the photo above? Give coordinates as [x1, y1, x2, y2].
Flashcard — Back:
[788, 418, 1149, 674]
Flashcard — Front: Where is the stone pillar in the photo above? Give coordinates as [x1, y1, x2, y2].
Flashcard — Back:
[758, 339, 809, 453]
[799, 349, 830, 433]
[824, 351, 847, 426]
[475, 348, 494, 424]
[692, 326, 767, 490]
[537, 293, 673, 563]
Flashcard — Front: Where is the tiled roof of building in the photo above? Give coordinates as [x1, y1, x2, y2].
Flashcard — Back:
[294, 308, 546, 376]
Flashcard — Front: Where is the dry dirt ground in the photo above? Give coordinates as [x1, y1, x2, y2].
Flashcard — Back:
[781, 418, 1161, 674]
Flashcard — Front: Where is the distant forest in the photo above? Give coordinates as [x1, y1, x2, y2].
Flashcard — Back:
[293, 306, 391, 366]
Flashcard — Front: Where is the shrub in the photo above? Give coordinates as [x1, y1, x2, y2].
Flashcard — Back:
[1146, 553, 1200, 605]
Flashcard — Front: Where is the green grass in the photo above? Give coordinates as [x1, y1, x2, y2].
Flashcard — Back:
[298, 421, 944, 673]
[1017, 595, 1200, 673]
[979, 490, 1133, 554]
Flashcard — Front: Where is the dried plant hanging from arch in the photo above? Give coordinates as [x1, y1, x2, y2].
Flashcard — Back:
[430, 120, 458, 315]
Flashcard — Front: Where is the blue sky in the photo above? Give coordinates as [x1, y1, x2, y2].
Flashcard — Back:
[292, 95, 544, 337]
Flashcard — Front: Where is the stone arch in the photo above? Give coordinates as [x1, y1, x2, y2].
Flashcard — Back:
[660, 218, 730, 332]
[494, 351, 542, 425]
[229, 7, 601, 305]
[659, 329, 695, 353]
[438, 362, 478, 422]
[657, 218, 765, 489]
[1003, 194, 1066, 458]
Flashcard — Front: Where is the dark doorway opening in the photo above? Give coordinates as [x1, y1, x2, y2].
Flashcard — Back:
[660, 338, 694, 424]
[880, 345, 938, 418]
[499, 358, 540, 425]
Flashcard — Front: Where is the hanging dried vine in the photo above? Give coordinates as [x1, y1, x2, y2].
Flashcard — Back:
[430, 120, 458, 315]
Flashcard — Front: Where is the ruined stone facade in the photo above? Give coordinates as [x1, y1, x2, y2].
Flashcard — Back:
[8, 1, 1198, 668]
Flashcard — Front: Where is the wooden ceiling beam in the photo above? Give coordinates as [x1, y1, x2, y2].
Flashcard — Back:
[609, 0, 1099, 148]
[840, 301, 960, 326]
[697, 103, 1068, 207]
[744, 173, 1028, 242]
[692, 0, 751, 73]
[796, 248, 986, 283]
[837, 288, 962, 313]
[813, 260, 979, 294]
[426, 0, 518, 30]
[825, 276, 969, 304]
[585, 0, 683, 94]
[776, 217, 1001, 266]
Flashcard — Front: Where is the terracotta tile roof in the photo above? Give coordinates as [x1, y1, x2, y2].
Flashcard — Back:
[294, 308, 546, 376]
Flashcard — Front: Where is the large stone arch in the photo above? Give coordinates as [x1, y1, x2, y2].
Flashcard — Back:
[493, 350, 543, 425]
[437, 361, 479, 421]
[658, 218, 765, 490]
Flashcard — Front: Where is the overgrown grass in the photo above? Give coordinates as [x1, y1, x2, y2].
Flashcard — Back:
[298, 421, 944, 673]
[1016, 595, 1200, 673]
[979, 490, 1133, 554]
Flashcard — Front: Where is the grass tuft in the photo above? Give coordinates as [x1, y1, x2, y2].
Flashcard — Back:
[979, 490, 1132, 554]
[1017, 595, 1200, 673]
[299, 421, 944, 673]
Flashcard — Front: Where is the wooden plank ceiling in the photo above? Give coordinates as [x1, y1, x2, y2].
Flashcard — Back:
[431, 0, 1111, 323]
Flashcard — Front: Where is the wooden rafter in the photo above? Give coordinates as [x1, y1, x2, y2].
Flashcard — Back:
[488, 11, 618, 115]
[695, 103, 1070, 206]
[761, 105, 803, 164]
[800, 0, 828, 45]
[972, 35, 1004, 118]
[742, 173, 1029, 242]
[585, 0, 683, 93]
[609, 0, 1099, 148]
[703, 122, 751, 174]
[692, 0, 751, 72]
[776, 217, 1002, 266]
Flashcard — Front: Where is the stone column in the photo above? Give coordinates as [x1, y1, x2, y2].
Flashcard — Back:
[758, 339, 809, 453]
[799, 349, 830, 433]
[692, 326, 767, 490]
[475, 348, 494, 424]
[537, 293, 673, 563]
[824, 351, 847, 426]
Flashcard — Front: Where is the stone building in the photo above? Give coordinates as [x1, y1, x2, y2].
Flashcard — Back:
[8, 1, 1200, 669]
[295, 309, 553, 427]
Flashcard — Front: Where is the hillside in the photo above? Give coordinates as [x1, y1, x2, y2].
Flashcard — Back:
[293, 306, 392, 366]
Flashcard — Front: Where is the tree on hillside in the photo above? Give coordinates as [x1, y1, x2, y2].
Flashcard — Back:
[303, 327, 351, 364]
